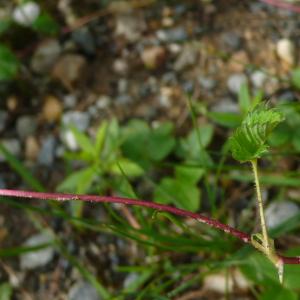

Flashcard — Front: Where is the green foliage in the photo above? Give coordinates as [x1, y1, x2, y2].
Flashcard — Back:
[0, 45, 19, 81]
[31, 12, 59, 35]
[0, 283, 12, 300]
[229, 103, 284, 162]
[291, 68, 300, 90]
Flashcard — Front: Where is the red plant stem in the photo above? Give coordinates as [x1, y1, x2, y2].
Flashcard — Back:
[0, 189, 299, 264]
[260, 0, 300, 13]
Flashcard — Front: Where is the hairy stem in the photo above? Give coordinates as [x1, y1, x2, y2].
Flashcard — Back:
[251, 159, 271, 254]
[0, 188, 300, 264]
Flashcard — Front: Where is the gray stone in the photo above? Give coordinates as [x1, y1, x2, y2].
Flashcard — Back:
[63, 94, 77, 109]
[211, 98, 239, 113]
[96, 96, 111, 109]
[117, 79, 129, 94]
[115, 94, 133, 105]
[227, 73, 247, 94]
[16, 115, 37, 140]
[266, 201, 300, 229]
[62, 111, 90, 132]
[222, 32, 242, 51]
[20, 231, 55, 270]
[174, 45, 197, 72]
[72, 27, 96, 55]
[0, 139, 21, 162]
[250, 70, 267, 88]
[156, 27, 188, 43]
[38, 136, 56, 166]
[0, 110, 8, 132]
[31, 39, 61, 74]
[198, 77, 217, 91]
[162, 72, 178, 85]
[69, 281, 101, 300]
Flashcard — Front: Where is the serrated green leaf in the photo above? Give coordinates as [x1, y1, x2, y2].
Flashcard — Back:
[229, 103, 284, 162]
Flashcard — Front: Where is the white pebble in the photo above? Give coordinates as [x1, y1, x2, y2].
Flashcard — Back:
[276, 38, 295, 65]
[12, 2, 40, 26]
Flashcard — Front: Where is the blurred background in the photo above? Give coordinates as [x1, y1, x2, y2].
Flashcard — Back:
[1, 0, 300, 299]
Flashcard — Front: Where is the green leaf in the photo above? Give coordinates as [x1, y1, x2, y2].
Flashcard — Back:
[259, 285, 297, 300]
[110, 158, 144, 177]
[0, 19, 11, 36]
[31, 12, 59, 35]
[154, 177, 201, 212]
[0, 45, 19, 80]
[238, 83, 251, 114]
[69, 126, 95, 157]
[57, 167, 95, 194]
[229, 103, 284, 162]
[95, 121, 108, 155]
[291, 68, 300, 90]
[0, 283, 12, 300]
[208, 112, 242, 128]
[268, 123, 292, 147]
[175, 165, 205, 185]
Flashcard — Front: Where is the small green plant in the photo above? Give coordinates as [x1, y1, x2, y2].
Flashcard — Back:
[229, 102, 285, 282]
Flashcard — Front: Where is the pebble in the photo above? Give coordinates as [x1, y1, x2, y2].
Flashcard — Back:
[113, 58, 129, 75]
[20, 231, 55, 270]
[0, 139, 21, 162]
[61, 129, 78, 151]
[31, 39, 61, 74]
[250, 70, 267, 88]
[174, 44, 198, 72]
[117, 79, 128, 94]
[25, 136, 40, 162]
[68, 281, 101, 300]
[0, 110, 8, 132]
[16, 115, 37, 140]
[96, 96, 111, 109]
[63, 94, 77, 109]
[141, 46, 166, 69]
[265, 201, 300, 229]
[198, 76, 217, 91]
[12, 1, 40, 26]
[227, 73, 248, 94]
[276, 38, 295, 66]
[211, 98, 239, 113]
[42, 96, 63, 123]
[156, 27, 188, 43]
[52, 54, 86, 90]
[72, 27, 96, 56]
[221, 31, 242, 51]
[38, 136, 56, 166]
[115, 94, 133, 105]
[62, 111, 90, 132]
[115, 13, 145, 42]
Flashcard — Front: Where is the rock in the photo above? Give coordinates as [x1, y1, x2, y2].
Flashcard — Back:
[115, 94, 133, 105]
[0, 110, 8, 132]
[38, 136, 56, 166]
[72, 27, 96, 55]
[68, 281, 101, 300]
[250, 70, 267, 88]
[174, 44, 198, 72]
[113, 59, 129, 75]
[221, 32, 242, 51]
[63, 94, 77, 109]
[52, 54, 86, 90]
[62, 111, 90, 132]
[12, 1, 40, 26]
[227, 73, 247, 94]
[161, 72, 177, 85]
[61, 130, 78, 151]
[0, 139, 21, 162]
[96, 96, 111, 109]
[42, 96, 63, 123]
[159, 87, 173, 107]
[227, 50, 249, 73]
[31, 39, 61, 74]
[20, 231, 55, 270]
[25, 136, 40, 162]
[156, 27, 188, 43]
[276, 38, 295, 66]
[203, 270, 249, 293]
[16, 115, 37, 140]
[123, 273, 139, 289]
[141, 46, 166, 69]
[198, 76, 217, 91]
[115, 13, 145, 42]
[117, 79, 128, 94]
[266, 201, 300, 229]
[182, 80, 194, 93]
[211, 98, 239, 113]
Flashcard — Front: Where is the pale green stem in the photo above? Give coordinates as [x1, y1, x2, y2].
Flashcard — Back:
[251, 159, 271, 254]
